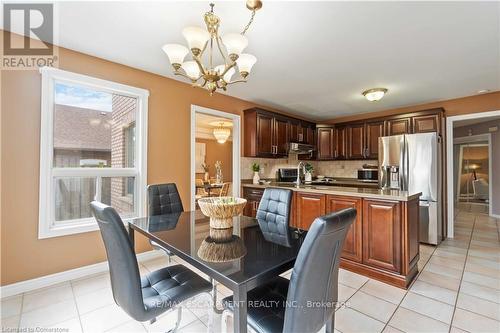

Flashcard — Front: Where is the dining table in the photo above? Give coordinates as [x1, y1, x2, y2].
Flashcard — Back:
[128, 210, 306, 333]
[196, 183, 223, 197]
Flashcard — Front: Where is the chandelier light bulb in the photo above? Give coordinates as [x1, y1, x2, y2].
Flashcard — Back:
[182, 26, 210, 53]
[162, 44, 189, 68]
[181, 61, 201, 79]
[362, 88, 388, 102]
[236, 54, 257, 77]
[221, 33, 248, 59]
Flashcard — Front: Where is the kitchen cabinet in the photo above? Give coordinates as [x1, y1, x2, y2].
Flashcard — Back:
[317, 127, 334, 160]
[326, 195, 362, 262]
[362, 199, 401, 273]
[244, 108, 315, 158]
[334, 126, 347, 159]
[295, 192, 326, 230]
[386, 118, 411, 135]
[413, 114, 440, 134]
[365, 121, 384, 159]
[347, 123, 365, 159]
[242, 187, 264, 218]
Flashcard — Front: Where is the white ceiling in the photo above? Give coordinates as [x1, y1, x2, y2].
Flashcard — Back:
[15, 1, 500, 120]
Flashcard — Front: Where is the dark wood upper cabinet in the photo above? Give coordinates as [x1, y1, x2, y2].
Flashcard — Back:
[365, 121, 384, 159]
[304, 123, 315, 145]
[348, 123, 365, 159]
[334, 126, 347, 159]
[295, 192, 326, 230]
[289, 120, 300, 142]
[274, 117, 289, 156]
[317, 127, 334, 160]
[362, 199, 401, 273]
[255, 113, 274, 157]
[413, 114, 440, 134]
[327, 195, 362, 262]
[386, 118, 411, 135]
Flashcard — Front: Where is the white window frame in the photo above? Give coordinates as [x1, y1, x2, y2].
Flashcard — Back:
[38, 67, 149, 239]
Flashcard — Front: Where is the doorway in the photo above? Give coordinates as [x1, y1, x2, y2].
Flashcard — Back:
[190, 105, 241, 210]
[446, 110, 500, 237]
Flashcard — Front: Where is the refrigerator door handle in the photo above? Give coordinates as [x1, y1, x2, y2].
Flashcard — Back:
[420, 200, 430, 207]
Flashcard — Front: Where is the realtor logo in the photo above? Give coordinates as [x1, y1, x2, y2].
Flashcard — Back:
[2, 3, 58, 69]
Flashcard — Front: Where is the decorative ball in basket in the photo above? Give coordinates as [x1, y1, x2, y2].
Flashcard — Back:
[197, 197, 247, 229]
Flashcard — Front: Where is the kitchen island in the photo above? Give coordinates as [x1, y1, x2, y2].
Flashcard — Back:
[242, 182, 421, 288]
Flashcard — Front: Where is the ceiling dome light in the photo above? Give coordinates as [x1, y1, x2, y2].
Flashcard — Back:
[362, 88, 388, 102]
[213, 123, 231, 144]
[477, 89, 490, 94]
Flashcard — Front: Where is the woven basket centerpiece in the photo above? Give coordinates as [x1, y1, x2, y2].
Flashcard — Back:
[197, 228, 247, 262]
[197, 196, 247, 229]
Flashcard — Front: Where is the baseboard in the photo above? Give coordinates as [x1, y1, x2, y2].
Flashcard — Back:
[0, 250, 164, 298]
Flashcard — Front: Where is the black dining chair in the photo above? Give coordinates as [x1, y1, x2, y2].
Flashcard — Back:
[221, 208, 357, 333]
[256, 188, 293, 247]
[147, 183, 184, 263]
[90, 201, 213, 331]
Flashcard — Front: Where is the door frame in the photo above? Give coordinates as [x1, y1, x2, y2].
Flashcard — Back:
[446, 110, 500, 237]
[190, 105, 241, 210]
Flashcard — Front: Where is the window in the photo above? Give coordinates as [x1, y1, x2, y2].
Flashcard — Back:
[39, 67, 148, 238]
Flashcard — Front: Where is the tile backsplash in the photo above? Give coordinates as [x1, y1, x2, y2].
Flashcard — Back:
[241, 156, 378, 180]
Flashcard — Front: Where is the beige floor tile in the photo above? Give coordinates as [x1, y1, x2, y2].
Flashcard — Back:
[452, 308, 500, 333]
[338, 269, 369, 290]
[409, 280, 457, 305]
[360, 280, 406, 305]
[416, 270, 461, 291]
[22, 282, 74, 313]
[437, 245, 468, 255]
[49, 317, 82, 333]
[460, 281, 500, 303]
[1, 315, 20, 330]
[389, 307, 449, 333]
[338, 284, 358, 304]
[462, 271, 500, 290]
[449, 326, 469, 333]
[456, 293, 500, 321]
[71, 273, 111, 297]
[382, 325, 404, 333]
[178, 319, 207, 333]
[335, 307, 385, 333]
[20, 299, 78, 328]
[141, 257, 172, 272]
[400, 292, 454, 324]
[1, 295, 22, 319]
[470, 239, 500, 249]
[347, 291, 397, 323]
[466, 255, 500, 269]
[420, 244, 436, 255]
[75, 286, 115, 314]
[465, 261, 500, 278]
[80, 303, 131, 333]
[423, 262, 463, 279]
[106, 320, 146, 332]
[428, 255, 465, 269]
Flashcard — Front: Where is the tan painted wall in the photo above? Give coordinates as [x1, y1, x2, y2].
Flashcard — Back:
[195, 138, 233, 181]
[0, 33, 273, 285]
[324, 91, 500, 124]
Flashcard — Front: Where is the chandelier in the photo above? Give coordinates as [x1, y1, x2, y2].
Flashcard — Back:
[162, 1, 262, 95]
[212, 121, 232, 143]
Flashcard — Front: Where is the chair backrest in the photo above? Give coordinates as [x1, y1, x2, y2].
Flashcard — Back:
[90, 201, 145, 321]
[283, 208, 356, 333]
[147, 183, 183, 216]
[256, 188, 293, 247]
[219, 182, 230, 197]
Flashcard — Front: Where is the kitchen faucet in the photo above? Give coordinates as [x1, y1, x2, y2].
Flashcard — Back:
[296, 161, 306, 185]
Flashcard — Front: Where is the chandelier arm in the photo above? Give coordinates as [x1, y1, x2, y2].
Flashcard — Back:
[174, 71, 196, 82]
[226, 79, 247, 86]
[219, 60, 237, 77]
[193, 56, 207, 77]
[215, 36, 229, 65]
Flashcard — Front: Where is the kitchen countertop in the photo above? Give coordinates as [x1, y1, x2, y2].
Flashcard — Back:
[313, 177, 379, 187]
[242, 182, 421, 202]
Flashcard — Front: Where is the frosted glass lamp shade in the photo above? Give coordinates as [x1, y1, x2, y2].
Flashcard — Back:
[236, 54, 257, 75]
[182, 26, 210, 51]
[162, 44, 189, 66]
[222, 33, 248, 57]
[362, 88, 388, 102]
[181, 61, 201, 79]
[215, 65, 236, 82]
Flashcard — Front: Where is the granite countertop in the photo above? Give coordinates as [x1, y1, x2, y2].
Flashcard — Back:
[242, 182, 421, 202]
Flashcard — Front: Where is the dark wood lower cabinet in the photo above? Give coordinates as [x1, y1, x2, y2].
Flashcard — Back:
[242, 187, 264, 218]
[326, 195, 362, 262]
[362, 200, 401, 273]
[295, 192, 326, 230]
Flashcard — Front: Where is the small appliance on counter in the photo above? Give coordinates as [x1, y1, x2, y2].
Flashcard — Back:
[357, 164, 378, 183]
[276, 168, 299, 182]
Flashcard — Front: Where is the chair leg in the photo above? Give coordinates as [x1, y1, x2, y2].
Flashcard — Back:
[209, 278, 224, 314]
[221, 309, 232, 333]
[166, 306, 182, 333]
[325, 314, 335, 333]
[204, 292, 214, 333]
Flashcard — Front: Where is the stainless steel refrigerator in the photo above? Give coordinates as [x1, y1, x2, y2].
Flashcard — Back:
[379, 133, 442, 245]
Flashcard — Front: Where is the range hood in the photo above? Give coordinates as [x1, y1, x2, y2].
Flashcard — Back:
[288, 142, 315, 154]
